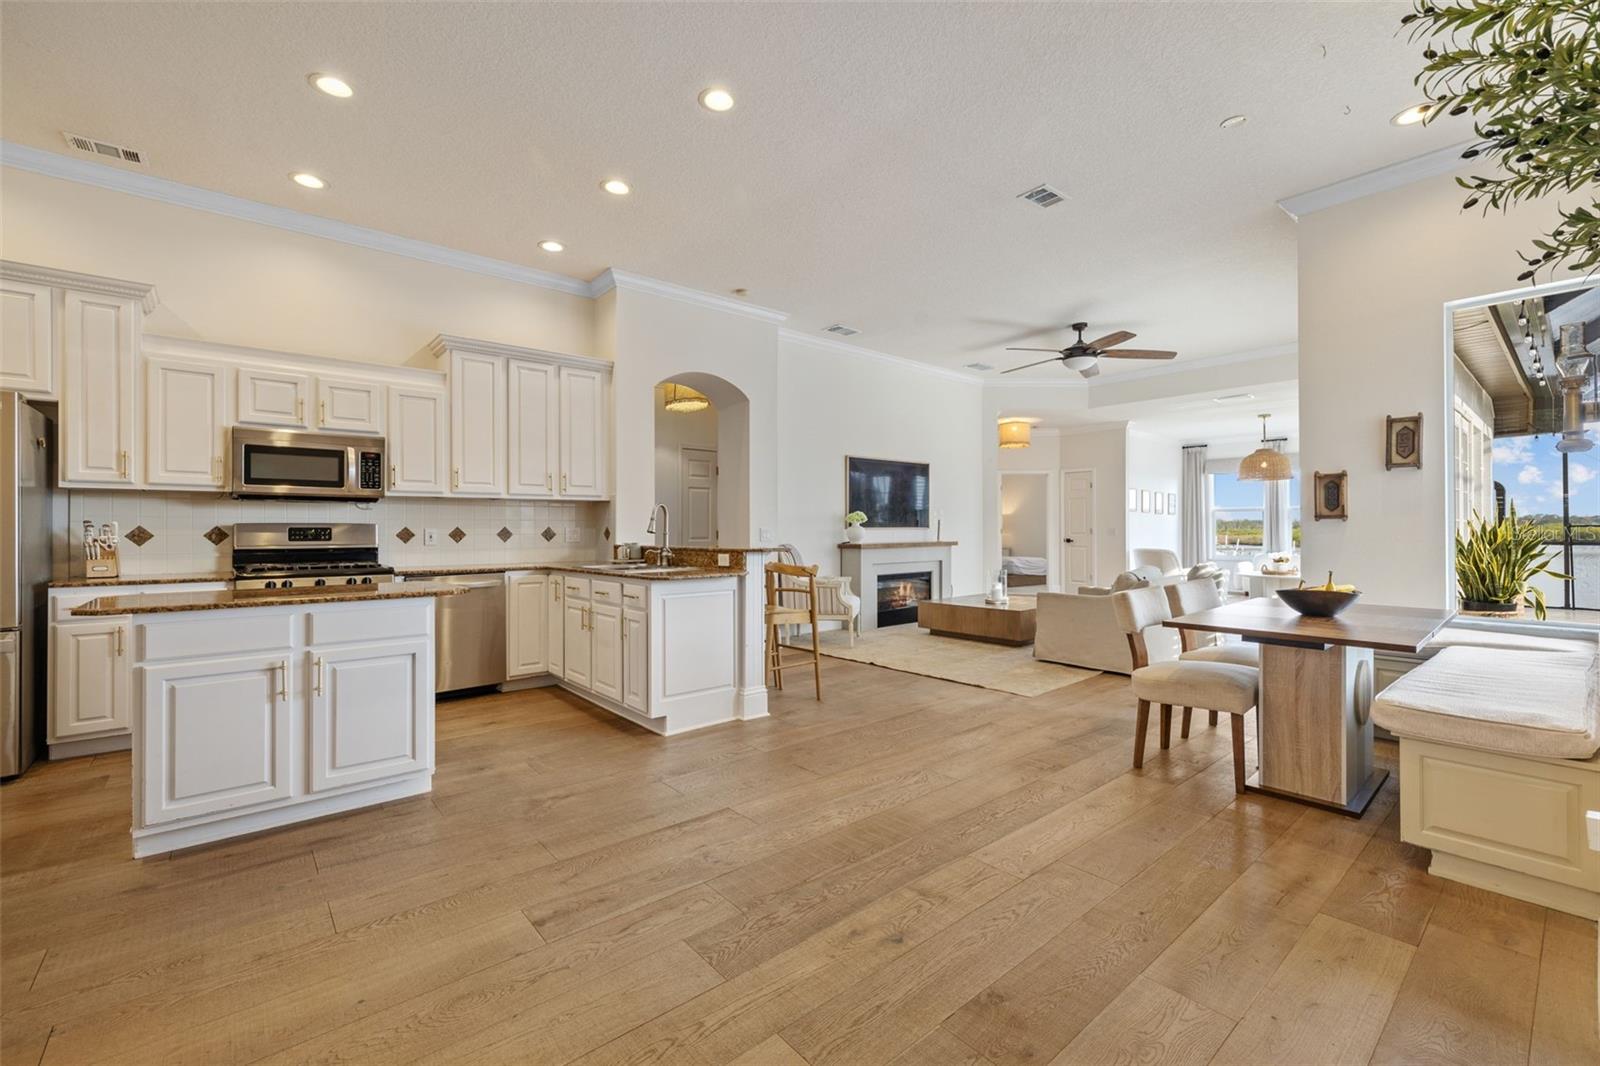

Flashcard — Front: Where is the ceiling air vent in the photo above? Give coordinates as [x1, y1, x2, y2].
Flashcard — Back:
[62, 131, 145, 165]
[823, 323, 860, 337]
[1018, 184, 1064, 208]
[965, 361, 995, 371]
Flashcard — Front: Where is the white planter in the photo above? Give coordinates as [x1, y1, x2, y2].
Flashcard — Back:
[845, 525, 864, 543]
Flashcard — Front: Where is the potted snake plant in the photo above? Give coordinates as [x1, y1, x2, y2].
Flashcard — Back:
[1454, 507, 1570, 619]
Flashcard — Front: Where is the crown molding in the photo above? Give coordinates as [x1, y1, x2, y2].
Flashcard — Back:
[144, 333, 447, 384]
[778, 328, 982, 385]
[422, 333, 611, 371]
[0, 258, 159, 312]
[1, 141, 594, 297]
[588, 268, 788, 324]
[1276, 142, 1477, 220]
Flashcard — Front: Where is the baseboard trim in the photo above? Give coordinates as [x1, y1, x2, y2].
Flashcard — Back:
[1429, 851, 1600, 920]
[49, 733, 132, 760]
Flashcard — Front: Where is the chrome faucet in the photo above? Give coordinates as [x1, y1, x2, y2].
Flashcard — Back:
[646, 504, 672, 567]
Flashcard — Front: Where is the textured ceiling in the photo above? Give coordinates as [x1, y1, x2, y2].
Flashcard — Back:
[0, 1, 1465, 379]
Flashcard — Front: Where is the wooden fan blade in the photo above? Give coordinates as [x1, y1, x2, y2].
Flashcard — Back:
[1079, 363, 1101, 379]
[1101, 348, 1178, 360]
[1085, 330, 1134, 351]
[1005, 347, 1066, 353]
[1001, 357, 1063, 374]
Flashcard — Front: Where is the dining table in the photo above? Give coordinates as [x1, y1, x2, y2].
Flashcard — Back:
[1164, 598, 1455, 816]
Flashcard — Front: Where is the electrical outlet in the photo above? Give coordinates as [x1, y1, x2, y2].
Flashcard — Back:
[424, 528, 439, 546]
[717, 553, 730, 567]
[759, 527, 774, 543]
[564, 527, 582, 543]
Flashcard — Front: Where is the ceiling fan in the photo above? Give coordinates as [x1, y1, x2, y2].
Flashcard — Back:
[1001, 322, 1177, 378]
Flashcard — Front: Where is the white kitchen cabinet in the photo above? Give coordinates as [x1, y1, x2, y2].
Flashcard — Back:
[140, 653, 293, 825]
[316, 377, 384, 435]
[590, 602, 622, 702]
[309, 639, 430, 792]
[0, 278, 54, 397]
[506, 571, 549, 678]
[52, 619, 131, 739]
[60, 291, 138, 486]
[547, 572, 565, 679]
[145, 357, 226, 488]
[507, 359, 558, 497]
[622, 604, 648, 713]
[236, 367, 311, 428]
[387, 384, 448, 495]
[449, 350, 506, 495]
[563, 599, 592, 689]
[559, 365, 607, 498]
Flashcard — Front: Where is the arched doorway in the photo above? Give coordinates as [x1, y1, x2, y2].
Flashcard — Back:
[652, 373, 750, 547]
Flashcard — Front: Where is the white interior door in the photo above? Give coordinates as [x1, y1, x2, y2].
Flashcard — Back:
[1062, 469, 1096, 588]
[679, 447, 717, 547]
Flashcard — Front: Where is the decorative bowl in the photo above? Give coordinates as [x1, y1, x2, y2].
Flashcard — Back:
[1276, 588, 1361, 618]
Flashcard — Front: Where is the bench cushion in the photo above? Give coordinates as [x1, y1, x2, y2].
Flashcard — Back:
[1372, 646, 1599, 759]
[1425, 625, 1595, 656]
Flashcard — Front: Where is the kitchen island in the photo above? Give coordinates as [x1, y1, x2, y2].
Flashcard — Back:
[69, 583, 462, 857]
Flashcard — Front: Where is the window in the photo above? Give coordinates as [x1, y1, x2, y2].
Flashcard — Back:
[1210, 470, 1301, 556]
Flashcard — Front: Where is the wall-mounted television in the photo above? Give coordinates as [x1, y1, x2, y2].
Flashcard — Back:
[847, 456, 930, 529]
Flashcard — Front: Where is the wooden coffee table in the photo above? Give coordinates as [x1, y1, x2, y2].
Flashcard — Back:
[917, 594, 1037, 645]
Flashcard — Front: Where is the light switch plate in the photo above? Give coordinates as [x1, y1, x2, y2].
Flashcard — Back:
[717, 553, 730, 567]
[424, 528, 439, 546]
[759, 527, 774, 543]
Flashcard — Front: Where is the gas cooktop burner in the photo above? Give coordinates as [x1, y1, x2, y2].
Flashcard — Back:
[229, 521, 393, 590]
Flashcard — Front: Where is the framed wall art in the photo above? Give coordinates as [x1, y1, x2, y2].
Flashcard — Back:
[1128, 488, 1139, 512]
[1139, 490, 1152, 513]
[1313, 470, 1348, 521]
[1154, 493, 1165, 515]
[1385, 413, 1422, 470]
[1166, 492, 1178, 514]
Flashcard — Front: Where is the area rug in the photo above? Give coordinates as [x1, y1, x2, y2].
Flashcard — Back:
[814, 625, 1099, 697]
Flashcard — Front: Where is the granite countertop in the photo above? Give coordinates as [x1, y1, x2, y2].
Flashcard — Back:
[836, 540, 959, 549]
[68, 582, 467, 617]
[395, 562, 738, 582]
[50, 572, 234, 589]
[393, 563, 550, 577]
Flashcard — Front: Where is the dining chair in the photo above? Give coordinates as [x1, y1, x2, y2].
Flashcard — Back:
[765, 561, 823, 700]
[1111, 585, 1259, 792]
[1164, 577, 1261, 734]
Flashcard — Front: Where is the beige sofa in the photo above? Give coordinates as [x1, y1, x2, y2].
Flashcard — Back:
[1034, 590, 1180, 674]
[1372, 639, 1600, 919]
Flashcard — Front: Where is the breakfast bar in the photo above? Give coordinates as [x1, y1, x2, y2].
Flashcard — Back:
[1166, 599, 1454, 816]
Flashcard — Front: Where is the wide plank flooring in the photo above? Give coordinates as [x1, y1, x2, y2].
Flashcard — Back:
[1, 659, 1594, 1065]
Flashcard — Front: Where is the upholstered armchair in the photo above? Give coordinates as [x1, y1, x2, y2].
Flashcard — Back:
[1130, 548, 1183, 576]
[774, 545, 861, 644]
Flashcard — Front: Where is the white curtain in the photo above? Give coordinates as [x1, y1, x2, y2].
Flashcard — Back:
[1180, 446, 1209, 567]
[1263, 440, 1290, 553]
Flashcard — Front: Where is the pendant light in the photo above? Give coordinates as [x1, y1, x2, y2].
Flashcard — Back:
[1238, 414, 1291, 481]
[662, 383, 710, 413]
[998, 419, 1032, 449]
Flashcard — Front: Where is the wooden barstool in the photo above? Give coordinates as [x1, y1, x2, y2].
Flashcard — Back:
[765, 561, 822, 700]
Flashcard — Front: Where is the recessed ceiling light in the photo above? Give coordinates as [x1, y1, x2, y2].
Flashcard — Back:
[1391, 102, 1434, 127]
[1219, 114, 1247, 129]
[538, 239, 564, 253]
[290, 171, 327, 190]
[308, 73, 353, 98]
[601, 179, 631, 196]
[698, 87, 735, 112]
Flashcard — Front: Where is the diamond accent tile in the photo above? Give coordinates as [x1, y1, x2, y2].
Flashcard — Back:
[448, 527, 467, 544]
[541, 526, 557, 542]
[124, 525, 154, 547]
[603, 527, 611, 541]
[395, 526, 415, 544]
[497, 526, 514, 543]
[203, 525, 230, 546]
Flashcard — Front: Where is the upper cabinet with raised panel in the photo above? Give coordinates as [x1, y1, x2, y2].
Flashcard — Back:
[236, 367, 311, 428]
[0, 277, 54, 397]
[316, 377, 384, 435]
[387, 383, 448, 495]
[145, 357, 225, 488]
[421, 335, 611, 501]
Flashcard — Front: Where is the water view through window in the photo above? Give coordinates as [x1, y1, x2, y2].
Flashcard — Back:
[1496, 432, 1600, 612]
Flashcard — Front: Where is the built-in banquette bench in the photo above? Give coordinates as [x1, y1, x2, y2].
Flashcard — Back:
[1372, 633, 1599, 919]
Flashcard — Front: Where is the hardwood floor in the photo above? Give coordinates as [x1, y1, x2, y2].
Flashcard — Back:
[2, 659, 1594, 1065]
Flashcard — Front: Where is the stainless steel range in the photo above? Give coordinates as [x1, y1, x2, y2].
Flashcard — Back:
[231, 523, 394, 590]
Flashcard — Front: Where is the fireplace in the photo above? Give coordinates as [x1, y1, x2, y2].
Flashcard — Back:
[877, 570, 933, 627]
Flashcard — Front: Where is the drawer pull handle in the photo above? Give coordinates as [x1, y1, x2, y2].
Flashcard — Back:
[314, 656, 325, 696]
[276, 660, 288, 701]
[115, 628, 124, 656]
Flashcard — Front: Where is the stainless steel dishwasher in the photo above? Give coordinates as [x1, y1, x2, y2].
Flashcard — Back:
[424, 574, 507, 693]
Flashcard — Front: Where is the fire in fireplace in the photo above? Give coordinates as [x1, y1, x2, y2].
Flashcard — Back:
[877, 570, 933, 627]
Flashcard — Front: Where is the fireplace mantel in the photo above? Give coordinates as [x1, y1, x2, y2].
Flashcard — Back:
[838, 541, 955, 632]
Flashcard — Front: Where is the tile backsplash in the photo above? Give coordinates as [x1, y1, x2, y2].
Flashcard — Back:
[66, 491, 612, 577]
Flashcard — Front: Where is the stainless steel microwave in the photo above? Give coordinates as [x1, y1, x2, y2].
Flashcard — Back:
[230, 428, 386, 501]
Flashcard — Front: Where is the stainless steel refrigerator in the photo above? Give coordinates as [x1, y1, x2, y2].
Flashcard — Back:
[2, 392, 54, 778]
